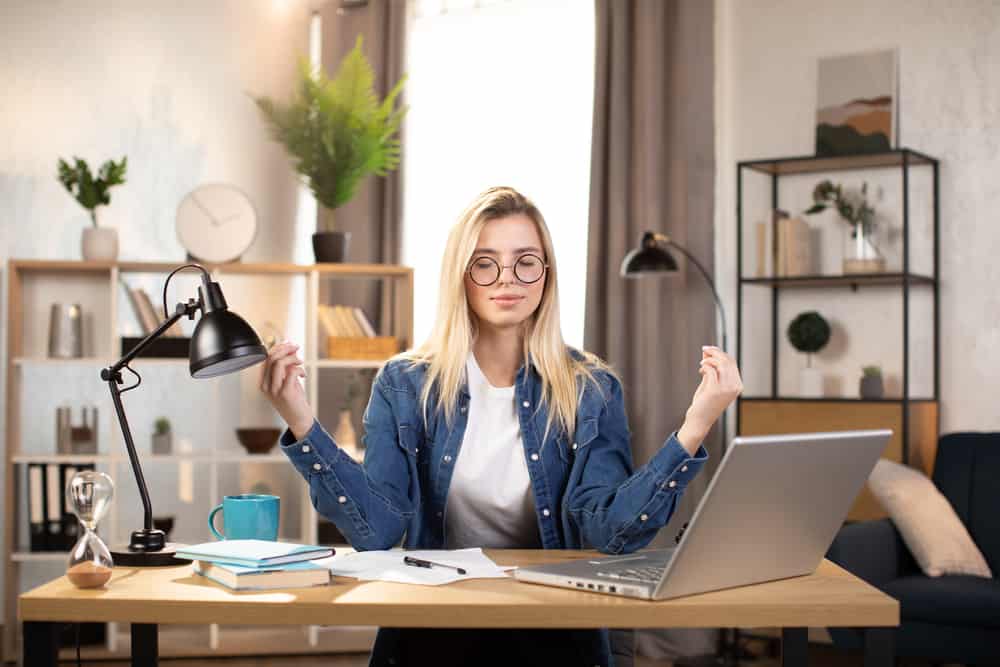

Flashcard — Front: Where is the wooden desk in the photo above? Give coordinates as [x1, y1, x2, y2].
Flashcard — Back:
[19, 549, 898, 666]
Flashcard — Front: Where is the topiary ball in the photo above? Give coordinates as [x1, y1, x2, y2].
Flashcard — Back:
[787, 311, 831, 354]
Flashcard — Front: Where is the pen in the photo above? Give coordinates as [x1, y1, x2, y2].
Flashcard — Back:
[403, 555, 467, 575]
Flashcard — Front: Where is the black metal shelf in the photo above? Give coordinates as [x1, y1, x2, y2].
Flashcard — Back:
[735, 148, 941, 464]
[740, 272, 935, 289]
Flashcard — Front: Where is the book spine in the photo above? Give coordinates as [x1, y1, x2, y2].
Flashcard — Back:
[28, 464, 46, 551]
[351, 307, 377, 337]
[334, 306, 363, 337]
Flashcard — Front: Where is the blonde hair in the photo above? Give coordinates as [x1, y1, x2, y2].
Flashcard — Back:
[397, 186, 617, 443]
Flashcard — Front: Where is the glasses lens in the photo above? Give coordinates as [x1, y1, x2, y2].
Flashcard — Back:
[515, 255, 545, 283]
[470, 257, 500, 286]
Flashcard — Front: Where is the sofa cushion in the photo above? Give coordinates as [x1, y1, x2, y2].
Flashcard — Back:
[883, 575, 1000, 628]
[867, 458, 992, 578]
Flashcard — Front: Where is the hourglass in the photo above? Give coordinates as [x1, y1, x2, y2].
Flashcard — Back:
[66, 471, 115, 588]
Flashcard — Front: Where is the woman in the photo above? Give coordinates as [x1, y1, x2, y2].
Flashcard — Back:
[260, 186, 742, 666]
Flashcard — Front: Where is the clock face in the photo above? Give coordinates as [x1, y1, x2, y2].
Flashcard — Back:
[176, 184, 258, 263]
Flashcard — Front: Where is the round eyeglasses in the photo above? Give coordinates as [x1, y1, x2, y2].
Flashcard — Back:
[467, 253, 549, 287]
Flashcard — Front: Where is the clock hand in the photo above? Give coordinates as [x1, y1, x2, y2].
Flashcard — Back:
[191, 194, 221, 226]
[215, 212, 241, 225]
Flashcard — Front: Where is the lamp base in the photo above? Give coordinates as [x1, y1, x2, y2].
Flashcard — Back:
[111, 542, 191, 567]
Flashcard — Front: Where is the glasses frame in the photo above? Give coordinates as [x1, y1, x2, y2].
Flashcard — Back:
[467, 253, 549, 287]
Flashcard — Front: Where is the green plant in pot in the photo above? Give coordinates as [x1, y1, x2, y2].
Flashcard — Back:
[253, 36, 407, 263]
[860, 365, 884, 399]
[57, 156, 128, 262]
[787, 311, 831, 397]
[805, 179, 884, 274]
[152, 417, 172, 455]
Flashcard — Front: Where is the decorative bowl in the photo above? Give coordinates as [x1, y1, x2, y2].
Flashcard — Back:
[236, 427, 282, 455]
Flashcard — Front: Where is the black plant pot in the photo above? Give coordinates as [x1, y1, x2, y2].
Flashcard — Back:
[312, 231, 351, 263]
[859, 375, 884, 399]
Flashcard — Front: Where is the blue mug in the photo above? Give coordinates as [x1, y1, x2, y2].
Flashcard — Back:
[208, 494, 279, 541]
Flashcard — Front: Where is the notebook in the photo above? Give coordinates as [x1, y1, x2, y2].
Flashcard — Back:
[176, 539, 334, 568]
[193, 559, 331, 591]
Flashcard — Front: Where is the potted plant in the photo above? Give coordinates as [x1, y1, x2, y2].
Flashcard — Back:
[152, 417, 172, 455]
[253, 36, 407, 263]
[57, 156, 127, 261]
[805, 179, 884, 274]
[860, 365, 884, 399]
[787, 311, 831, 397]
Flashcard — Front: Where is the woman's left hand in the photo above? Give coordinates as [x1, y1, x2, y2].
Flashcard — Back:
[677, 346, 743, 452]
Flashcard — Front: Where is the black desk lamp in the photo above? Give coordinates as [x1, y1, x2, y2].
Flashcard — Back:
[101, 263, 267, 566]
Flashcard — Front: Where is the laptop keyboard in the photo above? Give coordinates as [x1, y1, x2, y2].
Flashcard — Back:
[594, 549, 676, 584]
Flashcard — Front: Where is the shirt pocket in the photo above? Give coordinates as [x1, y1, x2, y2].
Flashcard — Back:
[559, 416, 599, 465]
[396, 423, 420, 459]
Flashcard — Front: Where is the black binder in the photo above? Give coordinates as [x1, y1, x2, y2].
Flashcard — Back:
[45, 463, 63, 551]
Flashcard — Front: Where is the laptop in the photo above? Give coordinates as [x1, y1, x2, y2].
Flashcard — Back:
[514, 429, 890, 600]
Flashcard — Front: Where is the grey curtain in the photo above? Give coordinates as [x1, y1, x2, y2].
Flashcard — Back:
[318, 0, 407, 436]
[585, 0, 717, 658]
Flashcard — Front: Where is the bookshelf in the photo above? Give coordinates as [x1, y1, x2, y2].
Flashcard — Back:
[735, 149, 940, 521]
[3, 259, 412, 661]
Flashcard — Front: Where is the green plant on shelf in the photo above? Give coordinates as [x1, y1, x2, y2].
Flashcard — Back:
[787, 311, 831, 368]
[57, 156, 128, 227]
[862, 365, 882, 378]
[154, 417, 171, 435]
[805, 179, 878, 238]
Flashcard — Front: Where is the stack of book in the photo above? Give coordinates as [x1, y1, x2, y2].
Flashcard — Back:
[121, 279, 189, 357]
[177, 539, 334, 591]
[755, 211, 815, 277]
[318, 304, 399, 361]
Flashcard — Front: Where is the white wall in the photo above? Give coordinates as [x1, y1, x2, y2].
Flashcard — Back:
[0, 0, 311, 619]
[715, 0, 1000, 432]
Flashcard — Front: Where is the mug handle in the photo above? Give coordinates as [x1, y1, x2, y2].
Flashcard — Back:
[208, 504, 225, 540]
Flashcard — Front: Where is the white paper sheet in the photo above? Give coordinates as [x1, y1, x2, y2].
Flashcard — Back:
[315, 547, 516, 586]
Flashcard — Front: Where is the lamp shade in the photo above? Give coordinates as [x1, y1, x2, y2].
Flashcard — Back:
[190, 308, 267, 379]
[620, 231, 679, 277]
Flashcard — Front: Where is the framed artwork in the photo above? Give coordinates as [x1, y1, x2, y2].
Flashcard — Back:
[816, 49, 898, 156]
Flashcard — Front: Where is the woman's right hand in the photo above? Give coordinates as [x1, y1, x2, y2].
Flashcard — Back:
[259, 342, 315, 440]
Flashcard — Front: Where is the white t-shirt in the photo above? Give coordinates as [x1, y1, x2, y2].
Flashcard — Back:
[444, 352, 541, 549]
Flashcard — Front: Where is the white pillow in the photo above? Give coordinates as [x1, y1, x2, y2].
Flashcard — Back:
[867, 458, 993, 578]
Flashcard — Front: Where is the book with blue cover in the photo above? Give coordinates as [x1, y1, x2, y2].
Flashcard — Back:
[193, 559, 331, 591]
[176, 539, 334, 568]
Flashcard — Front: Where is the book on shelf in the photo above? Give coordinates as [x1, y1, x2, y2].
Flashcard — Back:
[351, 307, 377, 337]
[175, 539, 334, 568]
[124, 283, 183, 337]
[318, 304, 377, 338]
[334, 305, 364, 337]
[192, 559, 331, 591]
[756, 211, 814, 277]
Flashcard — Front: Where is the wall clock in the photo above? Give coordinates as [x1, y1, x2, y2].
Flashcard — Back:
[176, 184, 257, 263]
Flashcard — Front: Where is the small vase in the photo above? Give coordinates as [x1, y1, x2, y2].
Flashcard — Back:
[842, 223, 884, 274]
[334, 409, 357, 451]
[152, 432, 172, 455]
[313, 207, 350, 262]
[81, 222, 119, 262]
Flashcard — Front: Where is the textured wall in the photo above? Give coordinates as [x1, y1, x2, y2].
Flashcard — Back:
[715, 0, 1000, 432]
[0, 0, 311, 618]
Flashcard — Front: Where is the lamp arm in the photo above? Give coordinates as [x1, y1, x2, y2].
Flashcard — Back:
[100, 301, 197, 541]
[665, 240, 728, 353]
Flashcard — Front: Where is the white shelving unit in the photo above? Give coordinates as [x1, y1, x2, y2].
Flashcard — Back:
[3, 259, 412, 661]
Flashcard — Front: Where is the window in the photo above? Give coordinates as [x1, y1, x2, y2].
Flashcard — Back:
[402, 0, 595, 348]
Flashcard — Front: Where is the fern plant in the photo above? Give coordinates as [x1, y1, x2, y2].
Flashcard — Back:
[253, 36, 407, 232]
[57, 156, 128, 227]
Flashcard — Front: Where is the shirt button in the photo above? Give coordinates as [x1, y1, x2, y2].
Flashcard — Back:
[415, 448, 419, 453]
[572, 443, 578, 450]
[530, 453, 539, 461]
[338, 495, 347, 504]
[302, 445, 311, 453]
[522, 401, 530, 408]
[668, 480, 677, 488]
[460, 406, 467, 413]
[436, 511, 443, 518]
[542, 508, 550, 517]
[443, 455, 452, 463]
[640, 514, 649, 522]
[313, 463, 322, 471]
[681, 465, 688, 473]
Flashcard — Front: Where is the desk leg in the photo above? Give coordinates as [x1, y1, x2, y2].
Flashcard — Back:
[23, 621, 59, 667]
[781, 627, 808, 667]
[863, 627, 894, 667]
[131, 623, 159, 667]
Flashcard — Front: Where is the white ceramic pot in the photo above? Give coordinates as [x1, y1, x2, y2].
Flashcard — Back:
[81, 226, 119, 262]
[799, 367, 823, 397]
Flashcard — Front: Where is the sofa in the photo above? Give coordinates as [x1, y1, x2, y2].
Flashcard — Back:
[825, 432, 1000, 664]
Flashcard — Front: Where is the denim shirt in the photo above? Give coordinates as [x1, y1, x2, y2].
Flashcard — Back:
[280, 352, 708, 666]
[280, 353, 709, 553]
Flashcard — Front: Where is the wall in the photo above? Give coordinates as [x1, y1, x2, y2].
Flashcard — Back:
[0, 0, 311, 620]
[715, 0, 1000, 433]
